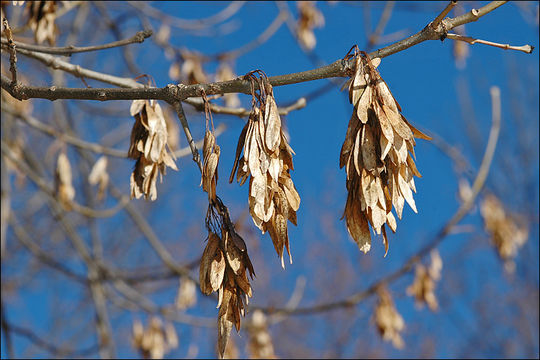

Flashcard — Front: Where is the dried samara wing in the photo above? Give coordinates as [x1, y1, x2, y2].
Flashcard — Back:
[201, 197, 255, 359]
[340, 48, 431, 255]
[54, 151, 75, 210]
[229, 70, 300, 268]
[128, 99, 177, 201]
[200, 95, 221, 202]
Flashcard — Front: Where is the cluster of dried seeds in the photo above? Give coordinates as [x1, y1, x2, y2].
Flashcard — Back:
[296, 1, 325, 51]
[175, 277, 197, 311]
[406, 250, 443, 311]
[374, 287, 405, 349]
[200, 197, 255, 358]
[480, 194, 528, 273]
[128, 99, 177, 201]
[340, 48, 431, 255]
[26, 0, 58, 45]
[230, 70, 300, 268]
[247, 310, 277, 359]
[132, 317, 178, 359]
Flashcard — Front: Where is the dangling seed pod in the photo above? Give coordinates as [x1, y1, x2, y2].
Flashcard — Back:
[340, 46, 431, 255]
[230, 70, 300, 268]
[200, 196, 255, 359]
[128, 99, 177, 201]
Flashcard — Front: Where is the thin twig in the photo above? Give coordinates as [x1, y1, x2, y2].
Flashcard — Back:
[107, 185, 195, 280]
[173, 101, 203, 172]
[185, 96, 307, 118]
[446, 33, 534, 53]
[429, 130, 475, 177]
[0, 299, 14, 359]
[1, 142, 129, 218]
[127, 1, 245, 30]
[218, 9, 288, 60]
[9, 214, 88, 284]
[431, 1, 458, 29]
[267, 276, 307, 325]
[2, 18, 18, 85]
[0, 30, 153, 56]
[4, 321, 99, 357]
[367, 1, 395, 51]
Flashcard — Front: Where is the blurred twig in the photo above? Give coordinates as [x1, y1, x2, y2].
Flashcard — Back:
[366, 1, 395, 51]
[3, 320, 99, 357]
[127, 1, 245, 30]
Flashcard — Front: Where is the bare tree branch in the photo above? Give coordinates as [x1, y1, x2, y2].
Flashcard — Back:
[2, 1, 528, 104]
[173, 101, 203, 172]
[0, 30, 152, 56]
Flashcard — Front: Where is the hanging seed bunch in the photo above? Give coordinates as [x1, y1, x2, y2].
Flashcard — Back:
[132, 317, 178, 359]
[480, 194, 528, 273]
[296, 1, 325, 51]
[340, 47, 431, 255]
[406, 250, 443, 311]
[26, 1, 58, 45]
[200, 92, 221, 202]
[247, 310, 277, 359]
[128, 99, 178, 201]
[200, 196, 255, 359]
[374, 287, 405, 349]
[229, 70, 300, 268]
